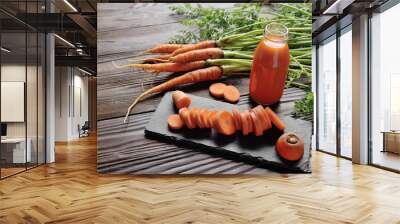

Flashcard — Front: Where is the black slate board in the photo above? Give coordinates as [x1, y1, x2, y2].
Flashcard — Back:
[145, 92, 312, 173]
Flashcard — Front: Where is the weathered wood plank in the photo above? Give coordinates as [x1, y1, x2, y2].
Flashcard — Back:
[98, 22, 184, 61]
[98, 3, 182, 33]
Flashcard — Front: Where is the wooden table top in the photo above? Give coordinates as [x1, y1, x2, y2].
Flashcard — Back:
[97, 3, 309, 175]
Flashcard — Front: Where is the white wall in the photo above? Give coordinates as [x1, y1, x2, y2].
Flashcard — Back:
[55, 66, 70, 141]
[1, 63, 46, 164]
[1, 65, 28, 138]
[54, 67, 89, 141]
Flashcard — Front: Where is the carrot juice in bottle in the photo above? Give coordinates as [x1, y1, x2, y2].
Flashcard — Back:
[249, 23, 290, 105]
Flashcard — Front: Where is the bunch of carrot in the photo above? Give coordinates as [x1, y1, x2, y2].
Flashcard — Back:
[120, 4, 311, 123]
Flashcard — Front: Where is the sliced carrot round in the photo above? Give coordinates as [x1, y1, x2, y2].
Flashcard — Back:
[231, 108, 242, 131]
[172, 90, 191, 109]
[265, 107, 285, 131]
[201, 108, 210, 128]
[247, 111, 254, 134]
[179, 107, 188, 122]
[253, 105, 271, 131]
[168, 114, 184, 130]
[186, 108, 197, 129]
[258, 106, 272, 131]
[223, 85, 240, 103]
[208, 110, 219, 128]
[179, 108, 193, 129]
[251, 106, 265, 131]
[190, 108, 201, 128]
[196, 108, 205, 128]
[214, 111, 236, 135]
[241, 110, 250, 136]
[250, 111, 263, 136]
[209, 82, 226, 98]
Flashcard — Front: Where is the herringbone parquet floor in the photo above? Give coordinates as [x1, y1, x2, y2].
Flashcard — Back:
[1, 135, 400, 224]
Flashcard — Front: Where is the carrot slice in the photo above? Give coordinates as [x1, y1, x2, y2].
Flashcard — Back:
[172, 90, 191, 109]
[247, 111, 254, 134]
[265, 107, 285, 131]
[214, 111, 236, 135]
[231, 108, 242, 131]
[201, 108, 210, 128]
[179, 107, 188, 122]
[209, 82, 226, 98]
[258, 106, 272, 131]
[251, 106, 265, 131]
[208, 110, 219, 128]
[186, 108, 197, 129]
[179, 108, 193, 129]
[190, 108, 200, 129]
[196, 108, 205, 128]
[241, 110, 250, 136]
[253, 105, 271, 131]
[223, 85, 240, 103]
[250, 111, 263, 136]
[168, 114, 184, 130]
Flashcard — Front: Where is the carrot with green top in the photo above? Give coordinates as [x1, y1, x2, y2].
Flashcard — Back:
[145, 44, 185, 54]
[124, 66, 223, 123]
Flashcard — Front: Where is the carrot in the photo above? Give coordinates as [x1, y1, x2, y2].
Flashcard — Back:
[214, 111, 236, 135]
[168, 114, 184, 130]
[145, 44, 184, 54]
[187, 109, 198, 129]
[201, 108, 210, 128]
[208, 110, 219, 128]
[231, 108, 242, 131]
[142, 53, 173, 63]
[209, 82, 226, 98]
[125, 61, 207, 73]
[247, 110, 254, 133]
[265, 107, 285, 131]
[241, 110, 250, 136]
[223, 85, 240, 103]
[276, 133, 304, 161]
[171, 40, 216, 56]
[172, 90, 191, 109]
[194, 108, 204, 128]
[179, 108, 194, 129]
[189, 108, 199, 129]
[170, 48, 224, 63]
[124, 66, 223, 123]
[250, 111, 263, 136]
[256, 106, 272, 131]
[253, 105, 270, 131]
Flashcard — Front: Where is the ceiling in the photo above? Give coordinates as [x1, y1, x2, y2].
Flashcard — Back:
[312, 0, 392, 43]
[0, 0, 97, 74]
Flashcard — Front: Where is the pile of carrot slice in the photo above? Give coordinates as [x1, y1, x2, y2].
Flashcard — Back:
[209, 82, 240, 103]
[168, 105, 285, 136]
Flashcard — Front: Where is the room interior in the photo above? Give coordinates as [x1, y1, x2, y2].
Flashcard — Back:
[0, 0, 96, 179]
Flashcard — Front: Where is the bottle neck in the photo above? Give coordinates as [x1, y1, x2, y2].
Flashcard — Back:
[264, 34, 287, 43]
[264, 23, 288, 43]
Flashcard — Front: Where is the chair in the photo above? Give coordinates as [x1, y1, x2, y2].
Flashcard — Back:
[78, 121, 90, 138]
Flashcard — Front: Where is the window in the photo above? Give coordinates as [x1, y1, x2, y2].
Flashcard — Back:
[317, 35, 337, 154]
[0, 1, 46, 179]
[370, 3, 400, 171]
[339, 26, 352, 158]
